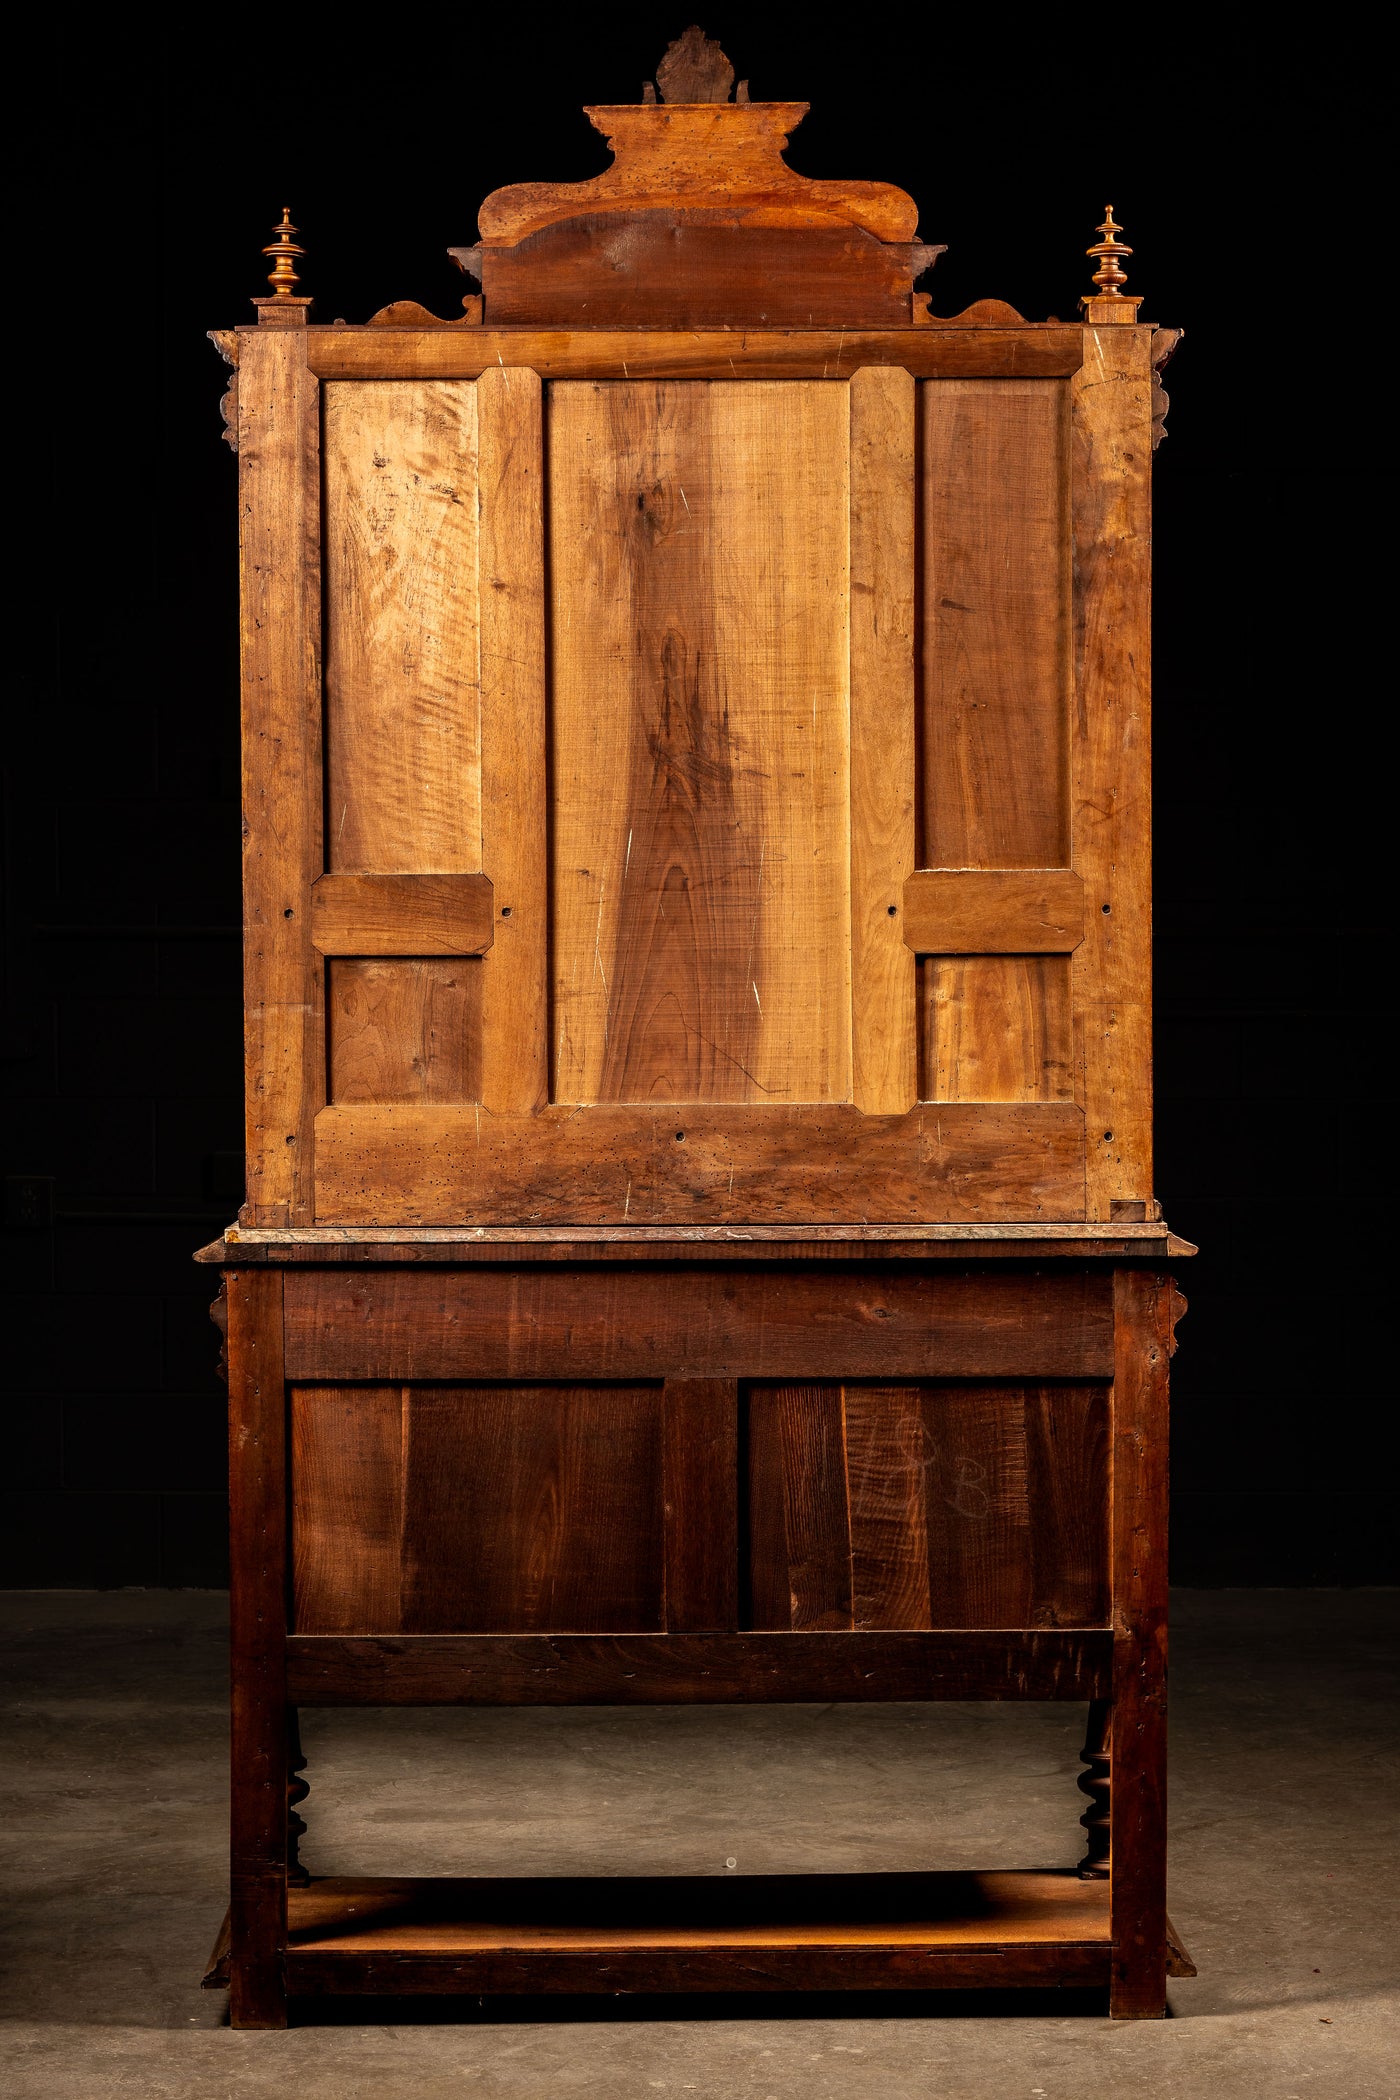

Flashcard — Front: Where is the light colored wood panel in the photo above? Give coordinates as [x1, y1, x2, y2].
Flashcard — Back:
[308, 330, 1088, 383]
[1071, 328, 1155, 1215]
[902, 870, 1083, 954]
[849, 367, 917, 1114]
[238, 329, 322, 1224]
[311, 873, 494, 956]
[550, 379, 851, 1105]
[477, 365, 548, 1115]
[843, 1386, 932, 1630]
[292, 1386, 405, 1633]
[311, 1100, 1085, 1224]
[327, 959, 482, 1105]
[323, 381, 480, 873]
[919, 957, 1073, 1103]
[920, 379, 1070, 869]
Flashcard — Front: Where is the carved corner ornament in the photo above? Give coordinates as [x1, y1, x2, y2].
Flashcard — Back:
[1151, 326, 1184, 448]
[207, 329, 238, 454]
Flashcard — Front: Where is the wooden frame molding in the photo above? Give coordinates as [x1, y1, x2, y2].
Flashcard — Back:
[310, 873, 494, 956]
[903, 870, 1085, 954]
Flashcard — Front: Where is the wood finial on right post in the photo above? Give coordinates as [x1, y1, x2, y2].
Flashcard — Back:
[253, 207, 313, 326]
[1082, 203, 1144, 325]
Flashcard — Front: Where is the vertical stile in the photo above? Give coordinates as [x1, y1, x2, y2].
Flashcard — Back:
[478, 364, 549, 1115]
[1071, 328, 1155, 1217]
[849, 366, 918, 1113]
[237, 328, 323, 1222]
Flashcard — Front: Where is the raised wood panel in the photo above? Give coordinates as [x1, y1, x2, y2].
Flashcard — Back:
[746, 1382, 1107, 1631]
[549, 380, 851, 1106]
[311, 873, 494, 956]
[919, 378, 1070, 869]
[323, 381, 480, 874]
[292, 1384, 665, 1635]
[281, 1265, 1115, 1383]
[311, 1100, 1085, 1225]
[327, 959, 482, 1105]
[308, 330, 1088, 383]
[918, 957, 1073, 1103]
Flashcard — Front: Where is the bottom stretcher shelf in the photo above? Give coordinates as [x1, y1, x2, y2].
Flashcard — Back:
[280, 1870, 1112, 1994]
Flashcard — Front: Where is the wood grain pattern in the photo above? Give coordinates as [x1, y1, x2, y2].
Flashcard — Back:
[225, 1267, 289, 2026]
[902, 869, 1084, 953]
[292, 1386, 406, 1632]
[311, 873, 494, 956]
[919, 379, 1070, 869]
[281, 1264, 1116, 1384]
[849, 367, 917, 1113]
[290, 1384, 666, 1636]
[477, 365, 548, 1115]
[327, 959, 483, 1105]
[307, 330, 1087, 384]
[663, 1379, 739, 1632]
[746, 1381, 1108, 1631]
[237, 328, 322, 1225]
[549, 379, 851, 1106]
[311, 1100, 1085, 1224]
[323, 381, 480, 874]
[1108, 1268, 1172, 2018]
[213, 1222, 1191, 1261]
[1072, 329, 1155, 1218]
[919, 957, 1073, 1103]
[287, 1629, 1112, 1705]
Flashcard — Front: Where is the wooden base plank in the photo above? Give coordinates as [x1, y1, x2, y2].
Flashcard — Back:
[286, 1630, 1111, 1705]
[282, 1871, 1109, 1995]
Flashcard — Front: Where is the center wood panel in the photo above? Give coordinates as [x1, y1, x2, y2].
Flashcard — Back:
[549, 380, 852, 1106]
[292, 1385, 665, 1635]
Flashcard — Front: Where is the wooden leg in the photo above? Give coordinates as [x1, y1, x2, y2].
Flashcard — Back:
[1077, 1698, 1111, 1878]
[1107, 1268, 1174, 2018]
[227, 1266, 290, 2029]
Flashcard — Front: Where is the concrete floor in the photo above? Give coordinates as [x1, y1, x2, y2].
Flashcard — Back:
[1, 1591, 1395, 2098]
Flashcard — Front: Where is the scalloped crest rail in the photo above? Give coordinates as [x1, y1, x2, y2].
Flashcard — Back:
[207, 26, 1188, 2027]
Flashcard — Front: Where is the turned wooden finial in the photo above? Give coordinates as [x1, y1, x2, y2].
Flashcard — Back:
[262, 207, 305, 298]
[1087, 204, 1132, 296]
[1081, 204, 1143, 324]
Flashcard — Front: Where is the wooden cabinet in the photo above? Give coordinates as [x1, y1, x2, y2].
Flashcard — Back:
[204, 29, 1190, 2023]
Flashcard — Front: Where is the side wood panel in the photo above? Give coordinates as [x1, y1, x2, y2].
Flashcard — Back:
[238, 329, 322, 1225]
[918, 957, 1073, 1104]
[747, 1383, 1108, 1630]
[311, 1100, 1085, 1224]
[286, 1630, 1113, 1704]
[327, 960, 483, 1106]
[292, 1384, 666, 1635]
[323, 381, 481, 874]
[281, 1264, 1114, 1382]
[311, 873, 494, 956]
[549, 379, 851, 1106]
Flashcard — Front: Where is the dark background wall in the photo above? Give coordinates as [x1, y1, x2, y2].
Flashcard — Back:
[3, 15, 1387, 1586]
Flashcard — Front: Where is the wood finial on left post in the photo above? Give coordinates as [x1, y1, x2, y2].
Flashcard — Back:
[254, 207, 312, 326]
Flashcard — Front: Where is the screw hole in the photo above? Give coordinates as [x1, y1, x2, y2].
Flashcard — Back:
[675, 1131, 685, 1142]
[1101, 903, 1111, 914]
[284, 907, 294, 919]
[1103, 1130, 1114, 1142]
[887, 904, 898, 916]
[501, 906, 512, 917]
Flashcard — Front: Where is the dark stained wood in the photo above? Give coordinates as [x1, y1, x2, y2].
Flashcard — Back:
[311, 1100, 1087, 1226]
[226, 1267, 289, 2028]
[1108, 1269, 1172, 2018]
[326, 958, 483, 1107]
[204, 1226, 1195, 1264]
[286, 1630, 1113, 1705]
[292, 1386, 405, 1633]
[281, 1870, 1110, 1994]
[281, 1266, 1116, 1383]
[304, 329, 1087, 384]
[747, 1385, 854, 1630]
[662, 1380, 739, 1632]
[844, 1386, 932, 1628]
[310, 873, 494, 957]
